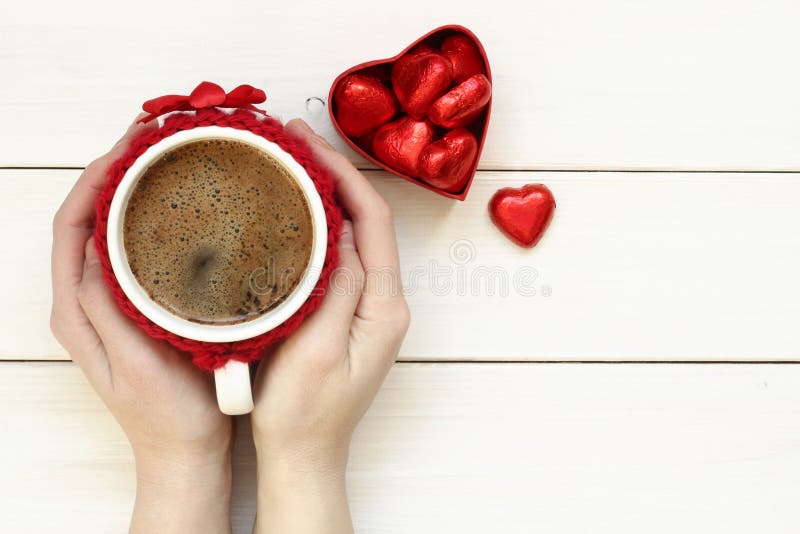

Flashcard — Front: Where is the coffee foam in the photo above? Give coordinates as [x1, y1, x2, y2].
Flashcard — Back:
[123, 138, 313, 325]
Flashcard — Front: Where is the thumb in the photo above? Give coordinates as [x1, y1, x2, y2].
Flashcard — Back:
[77, 238, 167, 368]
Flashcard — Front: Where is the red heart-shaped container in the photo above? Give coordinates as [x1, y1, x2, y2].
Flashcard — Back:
[328, 25, 492, 201]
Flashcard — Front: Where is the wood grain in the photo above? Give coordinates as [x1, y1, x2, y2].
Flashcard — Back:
[5, 2, 800, 532]
[1, 0, 799, 169]
[8, 169, 800, 361]
[1, 362, 799, 533]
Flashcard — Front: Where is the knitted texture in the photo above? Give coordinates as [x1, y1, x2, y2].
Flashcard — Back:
[94, 109, 342, 371]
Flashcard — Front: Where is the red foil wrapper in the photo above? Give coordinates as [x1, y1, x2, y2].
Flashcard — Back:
[373, 117, 435, 177]
[334, 75, 399, 138]
[489, 184, 556, 248]
[418, 129, 478, 193]
[429, 74, 492, 129]
[391, 53, 453, 118]
[442, 34, 487, 82]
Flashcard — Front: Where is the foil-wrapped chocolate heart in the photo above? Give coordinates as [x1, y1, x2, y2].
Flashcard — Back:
[489, 184, 556, 248]
[391, 53, 453, 119]
[429, 74, 492, 129]
[333, 74, 399, 138]
[418, 129, 478, 193]
[372, 117, 435, 177]
[441, 34, 486, 83]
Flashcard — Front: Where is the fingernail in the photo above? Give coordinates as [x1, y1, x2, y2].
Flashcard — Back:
[286, 119, 312, 137]
[112, 117, 144, 148]
[293, 119, 312, 133]
[112, 132, 128, 149]
[339, 220, 356, 249]
[311, 133, 334, 150]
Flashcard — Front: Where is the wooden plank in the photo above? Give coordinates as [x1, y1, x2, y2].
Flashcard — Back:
[5, 169, 800, 361]
[1, 0, 799, 169]
[1, 362, 799, 533]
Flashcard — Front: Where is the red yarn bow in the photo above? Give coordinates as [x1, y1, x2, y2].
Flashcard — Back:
[137, 81, 267, 123]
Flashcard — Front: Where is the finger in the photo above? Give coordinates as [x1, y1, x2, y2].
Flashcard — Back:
[284, 119, 389, 225]
[348, 301, 409, 385]
[53, 115, 157, 305]
[77, 238, 166, 374]
[275, 221, 365, 362]
[54, 114, 156, 238]
[285, 119, 403, 309]
[50, 302, 112, 395]
[51, 115, 156, 387]
[302, 220, 364, 331]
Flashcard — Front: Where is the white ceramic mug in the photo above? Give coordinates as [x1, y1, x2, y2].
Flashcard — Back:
[106, 126, 328, 415]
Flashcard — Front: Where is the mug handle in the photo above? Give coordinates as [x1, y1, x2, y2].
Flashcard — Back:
[214, 360, 254, 415]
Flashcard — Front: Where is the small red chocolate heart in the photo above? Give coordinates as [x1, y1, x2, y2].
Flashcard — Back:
[391, 53, 453, 118]
[373, 117, 434, 177]
[429, 74, 492, 129]
[441, 34, 486, 82]
[489, 184, 556, 248]
[334, 74, 399, 138]
[418, 129, 478, 193]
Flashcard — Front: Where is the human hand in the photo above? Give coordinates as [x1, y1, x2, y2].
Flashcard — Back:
[50, 117, 233, 534]
[251, 119, 410, 534]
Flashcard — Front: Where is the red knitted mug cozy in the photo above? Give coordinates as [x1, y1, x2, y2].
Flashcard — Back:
[94, 107, 343, 371]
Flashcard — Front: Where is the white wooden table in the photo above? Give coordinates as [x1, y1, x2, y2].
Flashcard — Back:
[2, 1, 800, 532]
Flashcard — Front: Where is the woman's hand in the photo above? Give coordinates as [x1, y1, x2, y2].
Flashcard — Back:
[251, 119, 410, 534]
[50, 117, 234, 534]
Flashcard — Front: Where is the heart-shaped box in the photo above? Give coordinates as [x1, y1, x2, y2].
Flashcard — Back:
[328, 25, 492, 201]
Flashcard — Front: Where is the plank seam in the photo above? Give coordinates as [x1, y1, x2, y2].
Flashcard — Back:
[2, 359, 800, 365]
[4, 167, 800, 174]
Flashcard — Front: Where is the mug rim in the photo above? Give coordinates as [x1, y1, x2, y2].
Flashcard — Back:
[106, 126, 328, 343]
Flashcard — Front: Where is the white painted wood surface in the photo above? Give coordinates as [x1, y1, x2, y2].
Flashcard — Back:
[2, 363, 799, 534]
[4, 169, 799, 361]
[1, 0, 800, 169]
[3, 0, 800, 531]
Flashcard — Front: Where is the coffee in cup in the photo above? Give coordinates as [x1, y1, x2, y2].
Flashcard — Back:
[123, 138, 314, 326]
